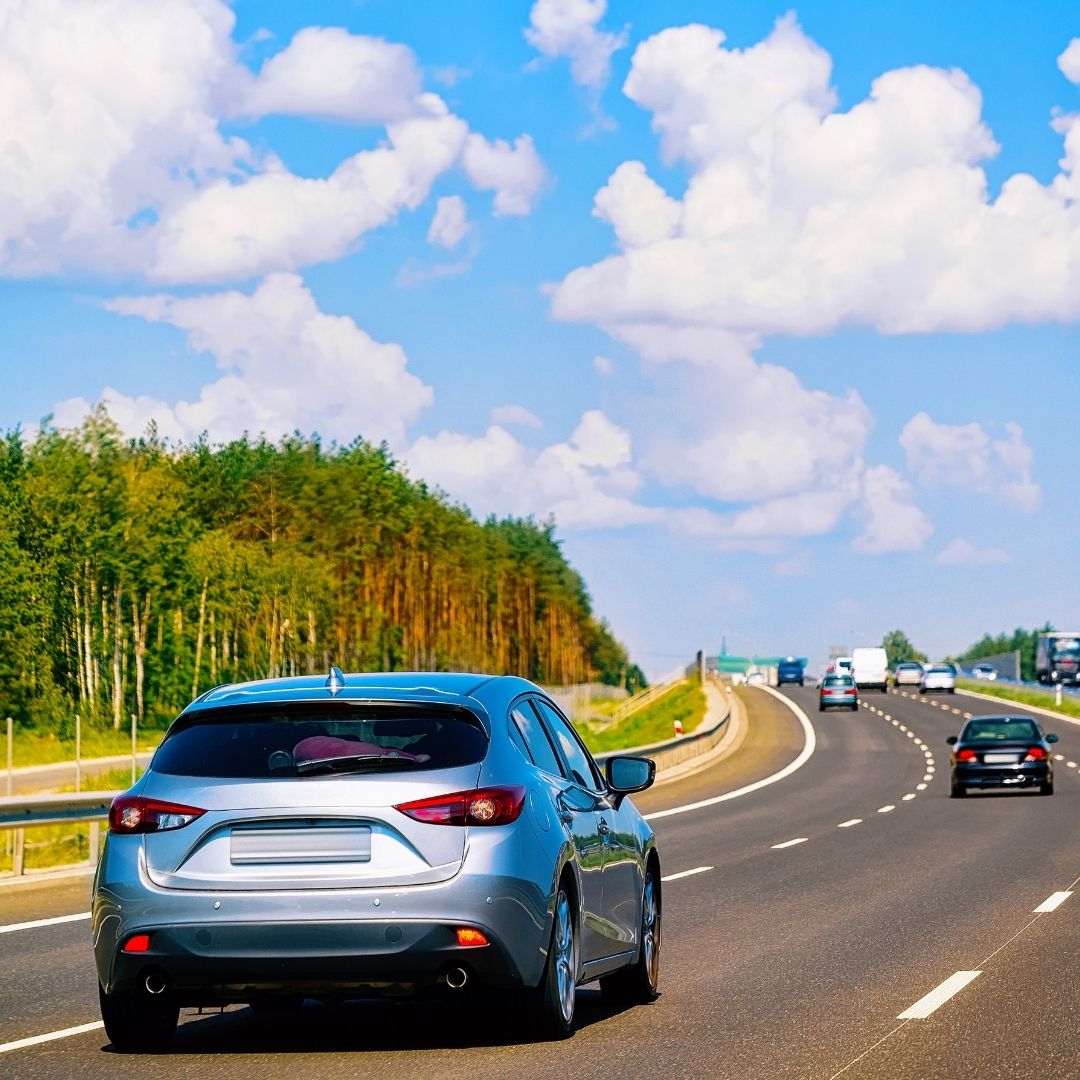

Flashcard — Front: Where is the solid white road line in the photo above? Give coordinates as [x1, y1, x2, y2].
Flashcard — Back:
[645, 685, 817, 821]
[837, 819, 862, 828]
[897, 971, 982, 1020]
[0, 1022, 104, 1055]
[1033, 891, 1073, 913]
[661, 866, 714, 882]
[771, 837, 809, 849]
[0, 912, 90, 935]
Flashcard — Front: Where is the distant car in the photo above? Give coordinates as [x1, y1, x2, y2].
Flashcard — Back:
[971, 663, 998, 681]
[777, 657, 805, 686]
[893, 662, 924, 687]
[92, 670, 661, 1050]
[947, 715, 1058, 797]
[746, 671, 766, 685]
[920, 663, 957, 694]
[819, 674, 858, 712]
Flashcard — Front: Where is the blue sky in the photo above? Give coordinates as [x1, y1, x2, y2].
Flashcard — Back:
[2, 0, 1079, 676]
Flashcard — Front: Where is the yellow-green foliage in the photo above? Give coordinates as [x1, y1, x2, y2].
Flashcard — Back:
[957, 680, 1080, 721]
[580, 678, 707, 754]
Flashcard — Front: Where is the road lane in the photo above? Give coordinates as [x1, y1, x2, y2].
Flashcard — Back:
[1, 682, 1077, 1079]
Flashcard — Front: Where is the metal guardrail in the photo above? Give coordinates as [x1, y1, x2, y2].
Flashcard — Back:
[609, 675, 687, 723]
[0, 791, 114, 878]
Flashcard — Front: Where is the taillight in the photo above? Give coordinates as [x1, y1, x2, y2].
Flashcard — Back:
[122, 933, 152, 953]
[845, 689, 857, 696]
[1024, 746, 1048, 761]
[108, 795, 205, 834]
[956, 748, 978, 762]
[455, 928, 490, 947]
[394, 786, 526, 826]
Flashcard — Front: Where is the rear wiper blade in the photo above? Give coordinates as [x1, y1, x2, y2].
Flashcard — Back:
[295, 753, 422, 776]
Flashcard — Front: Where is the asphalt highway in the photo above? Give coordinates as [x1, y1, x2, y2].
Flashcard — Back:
[0, 685, 1076, 1079]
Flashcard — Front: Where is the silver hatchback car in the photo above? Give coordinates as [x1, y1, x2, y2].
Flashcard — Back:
[93, 671, 661, 1050]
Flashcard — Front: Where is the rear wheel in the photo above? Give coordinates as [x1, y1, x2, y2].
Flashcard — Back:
[601, 865, 661, 1006]
[950, 776, 966, 798]
[530, 884, 578, 1039]
[98, 982, 178, 1053]
[1039, 779, 1054, 796]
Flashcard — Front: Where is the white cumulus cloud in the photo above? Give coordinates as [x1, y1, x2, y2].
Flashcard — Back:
[0, 0, 545, 283]
[427, 195, 472, 248]
[854, 466, 934, 555]
[899, 412, 1041, 512]
[406, 410, 657, 529]
[1059, 38, 1080, 85]
[461, 134, 547, 216]
[936, 538, 1009, 566]
[53, 274, 432, 447]
[552, 14, 1080, 337]
[525, 0, 628, 90]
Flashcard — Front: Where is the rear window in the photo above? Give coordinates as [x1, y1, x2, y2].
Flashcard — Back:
[152, 705, 488, 778]
[927, 665, 954, 675]
[823, 676, 855, 687]
[962, 718, 1039, 741]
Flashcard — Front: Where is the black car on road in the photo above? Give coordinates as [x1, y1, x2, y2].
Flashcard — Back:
[947, 716, 1058, 797]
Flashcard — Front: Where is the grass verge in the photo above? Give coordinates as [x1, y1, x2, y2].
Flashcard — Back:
[579, 678, 707, 754]
[957, 679, 1080, 722]
[5, 727, 165, 770]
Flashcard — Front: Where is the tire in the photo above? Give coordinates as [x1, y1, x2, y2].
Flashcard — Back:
[1039, 780, 1054, 796]
[950, 777, 966, 798]
[530, 884, 578, 1039]
[818, 705, 825, 712]
[98, 982, 179, 1053]
[601, 865, 661, 1006]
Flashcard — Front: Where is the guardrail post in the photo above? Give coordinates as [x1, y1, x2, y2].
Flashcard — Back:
[88, 820, 101, 866]
[131, 712, 137, 785]
[75, 712, 81, 793]
[6, 717, 11, 796]
[12, 827, 25, 876]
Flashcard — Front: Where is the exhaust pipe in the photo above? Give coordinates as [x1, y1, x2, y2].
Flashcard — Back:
[144, 972, 168, 996]
[444, 967, 469, 990]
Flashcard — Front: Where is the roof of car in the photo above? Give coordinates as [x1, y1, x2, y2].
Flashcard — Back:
[184, 671, 505, 714]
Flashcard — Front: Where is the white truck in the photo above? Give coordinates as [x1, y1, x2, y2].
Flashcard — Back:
[852, 647, 889, 692]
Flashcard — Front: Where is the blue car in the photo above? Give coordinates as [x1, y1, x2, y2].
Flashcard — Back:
[777, 657, 806, 686]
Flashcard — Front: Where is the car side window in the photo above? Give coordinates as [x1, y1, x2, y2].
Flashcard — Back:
[510, 704, 564, 778]
[533, 699, 603, 792]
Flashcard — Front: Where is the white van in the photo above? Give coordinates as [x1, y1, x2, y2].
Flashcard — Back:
[852, 647, 889, 692]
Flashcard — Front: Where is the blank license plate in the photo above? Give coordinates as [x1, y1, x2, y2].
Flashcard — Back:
[231, 827, 371, 864]
[983, 753, 1020, 764]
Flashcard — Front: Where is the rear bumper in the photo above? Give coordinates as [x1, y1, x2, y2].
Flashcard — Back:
[105, 918, 521, 1003]
[819, 697, 858, 709]
[953, 764, 1051, 789]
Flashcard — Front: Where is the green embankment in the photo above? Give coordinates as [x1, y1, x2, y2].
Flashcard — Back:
[957, 679, 1080, 722]
[6, 728, 165, 769]
[579, 678, 707, 755]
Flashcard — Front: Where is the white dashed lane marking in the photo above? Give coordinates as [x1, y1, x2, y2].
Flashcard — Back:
[0, 912, 90, 935]
[772, 837, 809, 849]
[897, 971, 982, 1020]
[1033, 891, 1073, 913]
[837, 819, 862, 828]
[661, 866, 714, 883]
[878, 805, 895, 814]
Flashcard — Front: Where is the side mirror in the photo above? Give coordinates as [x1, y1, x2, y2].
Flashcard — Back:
[946, 736, 958, 745]
[606, 756, 656, 799]
[1046, 733, 1059, 743]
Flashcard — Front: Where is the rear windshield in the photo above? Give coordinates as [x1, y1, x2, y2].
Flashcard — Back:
[152, 705, 489, 778]
[823, 676, 854, 687]
[962, 718, 1039, 741]
[927, 666, 954, 675]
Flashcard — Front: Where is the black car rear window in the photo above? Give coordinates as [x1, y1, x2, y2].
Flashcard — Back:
[962, 718, 1040, 741]
[152, 705, 489, 778]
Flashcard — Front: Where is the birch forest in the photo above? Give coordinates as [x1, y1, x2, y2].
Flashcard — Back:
[0, 410, 641, 733]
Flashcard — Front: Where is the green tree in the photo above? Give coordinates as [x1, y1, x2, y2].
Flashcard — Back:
[881, 629, 927, 665]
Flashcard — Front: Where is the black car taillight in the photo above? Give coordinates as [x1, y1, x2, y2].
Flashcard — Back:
[1024, 746, 1048, 762]
[394, 786, 526, 826]
[955, 748, 977, 762]
[108, 795, 206, 834]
